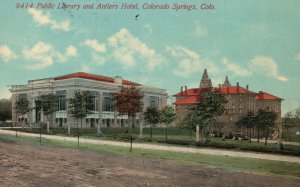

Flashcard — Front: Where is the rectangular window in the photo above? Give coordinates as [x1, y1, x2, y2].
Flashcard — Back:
[90, 95, 98, 111]
[103, 93, 113, 112]
[56, 91, 66, 111]
[149, 96, 158, 108]
[58, 95, 66, 110]
[18, 94, 27, 101]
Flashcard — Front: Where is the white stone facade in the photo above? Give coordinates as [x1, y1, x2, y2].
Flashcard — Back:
[10, 72, 168, 128]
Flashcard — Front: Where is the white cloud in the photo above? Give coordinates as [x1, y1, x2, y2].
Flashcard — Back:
[296, 53, 300, 61]
[83, 39, 106, 53]
[250, 56, 288, 82]
[65, 45, 78, 57]
[108, 28, 164, 70]
[222, 58, 252, 77]
[23, 42, 77, 69]
[0, 45, 17, 62]
[27, 9, 70, 31]
[195, 22, 207, 37]
[23, 42, 53, 69]
[167, 46, 218, 77]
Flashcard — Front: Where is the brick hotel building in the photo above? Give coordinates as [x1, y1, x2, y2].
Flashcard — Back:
[174, 69, 283, 136]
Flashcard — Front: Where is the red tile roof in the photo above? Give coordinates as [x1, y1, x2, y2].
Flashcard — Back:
[174, 86, 281, 105]
[174, 88, 204, 96]
[256, 92, 282, 100]
[175, 86, 256, 97]
[54, 72, 141, 86]
[174, 96, 199, 105]
[217, 86, 256, 94]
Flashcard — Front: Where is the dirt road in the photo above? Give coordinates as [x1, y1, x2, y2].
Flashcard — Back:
[0, 141, 300, 187]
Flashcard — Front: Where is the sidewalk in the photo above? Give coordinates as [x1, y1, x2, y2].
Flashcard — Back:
[0, 129, 300, 163]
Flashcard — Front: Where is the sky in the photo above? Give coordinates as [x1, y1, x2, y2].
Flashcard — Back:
[0, 0, 300, 115]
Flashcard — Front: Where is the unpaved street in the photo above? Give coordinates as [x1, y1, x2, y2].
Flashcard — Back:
[0, 141, 300, 187]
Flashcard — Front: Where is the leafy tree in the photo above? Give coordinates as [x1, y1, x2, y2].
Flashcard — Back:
[236, 111, 256, 143]
[38, 94, 59, 133]
[183, 111, 202, 141]
[196, 88, 227, 142]
[282, 112, 295, 141]
[0, 99, 11, 122]
[15, 99, 30, 127]
[113, 86, 144, 128]
[256, 108, 278, 145]
[160, 105, 176, 139]
[255, 120, 264, 143]
[294, 107, 300, 130]
[68, 90, 93, 134]
[144, 107, 160, 139]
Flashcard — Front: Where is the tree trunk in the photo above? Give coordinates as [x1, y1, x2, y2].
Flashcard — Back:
[265, 128, 269, 145]
[21, 115, 24, 128]
[196, 125, 200, 142]
[97, 122, 102, 136]
[80, 118, 83, 129]
[249, 127, 252, 143]
[150, 124, 153, 139]
[205, 127, 208, 144]
[67, 122, 71, 135]
[129, 116, 132, 129]
[257, 128, 260, 143]
[287, 128, 290, 141]
[165, 126, 168, 140]
[139, 122, 143, 139]
[46, 115, 50, 134]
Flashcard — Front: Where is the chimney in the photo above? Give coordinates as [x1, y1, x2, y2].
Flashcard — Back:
[236, 82, 240, 93]
[184, 85, 187, 91]
[180, 86, 183, 93]
[114, 76, 123, 85]
[246, 84, 249, 90]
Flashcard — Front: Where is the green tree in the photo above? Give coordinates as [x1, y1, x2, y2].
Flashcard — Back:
[295, 107, 300, 130]
[183, 110, 204, 141]
[68, 90, 93, 134]
[196, 88, 227, 142]
[236, 111, 256, 143]
[160, 105, 176, 139]
[282, 109, 300, 141]
[113, 86, 144, 129]
[144, 107, 160, 139]
[0, 99, 12, 123]
[15, 99, 30, 127]
[38, 94, 59, 133]
[256, 109, 278, 145]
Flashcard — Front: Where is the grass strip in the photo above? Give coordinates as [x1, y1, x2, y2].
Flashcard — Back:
[1, 134, 300, 178]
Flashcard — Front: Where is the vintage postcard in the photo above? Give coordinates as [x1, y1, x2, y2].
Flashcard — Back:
[0, 0, 299, 186]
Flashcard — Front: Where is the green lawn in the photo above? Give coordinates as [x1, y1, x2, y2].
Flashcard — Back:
[13, 127, 196, 140]
[7, 127, 300, 156]
[0, 133, 300, 178]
